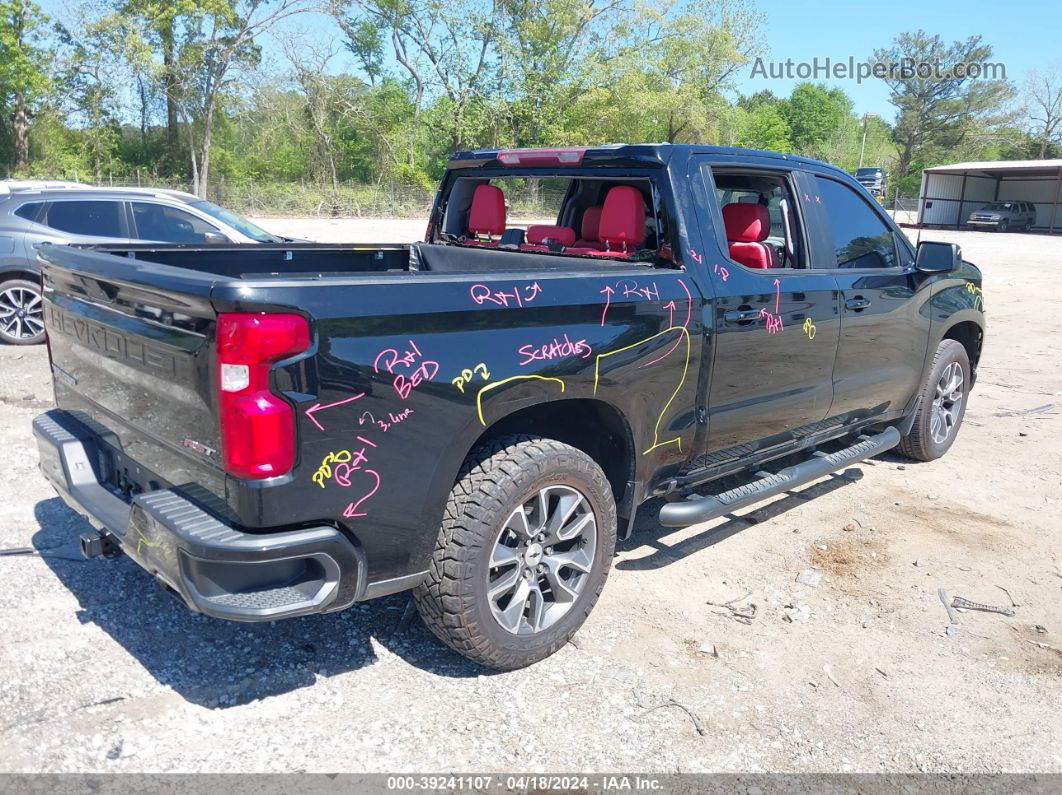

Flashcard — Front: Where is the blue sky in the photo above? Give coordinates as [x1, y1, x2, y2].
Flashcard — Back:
[42, 0, 1062, 122]
[737, 0, 1062, 117]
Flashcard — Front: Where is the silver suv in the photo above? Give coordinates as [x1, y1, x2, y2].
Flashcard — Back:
[967, 200, 1037, 233]
[0, 181, 285, 344]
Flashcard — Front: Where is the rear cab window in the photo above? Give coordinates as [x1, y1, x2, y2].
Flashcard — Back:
[434, 160, 678, 268]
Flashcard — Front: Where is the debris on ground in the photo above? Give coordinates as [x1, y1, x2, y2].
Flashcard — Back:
[995, 584, 1019, 607]
[951, 596, 1016, 617]
[994, 403, 1055, 417]
[795, 568, 823, 587]
[638, 698, 706, 736]
[938, 588, 959, 625]
[696, 641, 719, 658]
[707, 591, 757, 624]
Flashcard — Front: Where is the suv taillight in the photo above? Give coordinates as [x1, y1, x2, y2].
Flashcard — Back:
[216, 313, 310, 479]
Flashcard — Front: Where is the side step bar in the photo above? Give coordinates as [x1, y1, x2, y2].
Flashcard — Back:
[658, 427, 900, 528]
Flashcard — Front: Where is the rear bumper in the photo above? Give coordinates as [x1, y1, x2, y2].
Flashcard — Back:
[33, 409, 367, 621]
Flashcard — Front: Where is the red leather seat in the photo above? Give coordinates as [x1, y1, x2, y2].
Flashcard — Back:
[567, 187, 645, 257]
[521, 224, 576, 251]
[573, 205, 604, 250]
[722, 203, 777, 269]
[467, 184, 506, 245]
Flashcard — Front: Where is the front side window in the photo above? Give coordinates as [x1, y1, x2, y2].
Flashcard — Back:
[815, 176, 897, 269]
[188, 200, 278, 242]
[43, 201, 123, 237]
[131, 202, 223, 243]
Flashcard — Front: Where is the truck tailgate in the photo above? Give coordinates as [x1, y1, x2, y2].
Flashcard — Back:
[39, 245, 226, 505]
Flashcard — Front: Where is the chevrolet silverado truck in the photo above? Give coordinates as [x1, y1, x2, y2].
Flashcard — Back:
[33, 144, 985, 669]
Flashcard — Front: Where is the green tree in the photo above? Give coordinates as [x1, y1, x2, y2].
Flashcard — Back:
[873, 31, 1014, 179]
[0, 0, 51, 170]
[738, 103, 790, 151]
[784, 82, 852, 156]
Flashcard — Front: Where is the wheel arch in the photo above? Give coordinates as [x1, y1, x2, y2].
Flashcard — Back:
[941, 319, 984, 383]
[0, 267, 42, 285]
[410, 396, 636, 570]
[465, 397, 636, 506]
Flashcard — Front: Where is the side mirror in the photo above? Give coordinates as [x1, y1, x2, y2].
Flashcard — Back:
[202, 231, 230, 244]
[915, 240, 961, 273]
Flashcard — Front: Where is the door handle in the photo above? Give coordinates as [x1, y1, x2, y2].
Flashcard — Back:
[845, 297, 871, 311]
[723, 308, 762, 324]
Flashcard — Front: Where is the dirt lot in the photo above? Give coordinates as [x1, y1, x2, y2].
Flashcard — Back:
[1, 224, 1060, 773]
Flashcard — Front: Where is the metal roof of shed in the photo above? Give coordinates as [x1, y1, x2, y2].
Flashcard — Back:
[924, 160, 1062, 178]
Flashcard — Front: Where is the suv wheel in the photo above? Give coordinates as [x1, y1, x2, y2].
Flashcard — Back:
[897, 340, 970, 461]
[997, 219, 1009, 232]
[0, 279, 45, 345]
[1024, 219, 1034, 232]
[414, 435, 617, 670]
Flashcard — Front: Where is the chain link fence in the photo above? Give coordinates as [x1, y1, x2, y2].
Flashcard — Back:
[77, 175, 574, 220]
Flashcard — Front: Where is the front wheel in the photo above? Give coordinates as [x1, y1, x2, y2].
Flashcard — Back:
[997, 219, 1010, 232]
[0, 279, 45, 345]
[414, 435, 617, 670]
[897, 340, 971, 461]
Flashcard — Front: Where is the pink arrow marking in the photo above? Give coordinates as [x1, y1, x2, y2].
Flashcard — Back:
[305, 393, 365, 432]
[663, 300, 677, 328]
[600, 285, 615, 326]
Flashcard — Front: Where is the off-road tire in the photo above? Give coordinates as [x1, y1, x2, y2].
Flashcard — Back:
[897, 339, 971, 461]
[414, 435, 617, 670]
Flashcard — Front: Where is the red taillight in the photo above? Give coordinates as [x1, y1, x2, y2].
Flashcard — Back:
[216, 313, 310, 480]
[497, 148, 585, 166]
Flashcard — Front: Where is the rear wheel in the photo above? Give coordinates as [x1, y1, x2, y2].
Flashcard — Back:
[414, 435, 617, 670]
[0, 279, 45, 345]
[897, 340, 970, 461]
[1024, 219, 1034, 232]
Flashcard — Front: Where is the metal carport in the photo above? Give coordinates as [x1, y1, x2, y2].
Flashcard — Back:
[916, 159, 1062, 233]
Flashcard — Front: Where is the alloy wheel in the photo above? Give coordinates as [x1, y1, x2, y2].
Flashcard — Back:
[486, 485, 597, 635]
[929, 361, 964, 444]
[0, 286, 44, 342]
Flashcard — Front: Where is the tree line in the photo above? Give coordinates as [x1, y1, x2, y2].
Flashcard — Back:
[1, 0, 1059, 207]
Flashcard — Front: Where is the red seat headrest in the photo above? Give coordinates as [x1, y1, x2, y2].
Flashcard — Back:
[598, 186, 645, 251]
[722, 203, 770, 243]
[580, 206, 603, 241]
[468, 184, 506, 238]
[526, 225, 576, 246]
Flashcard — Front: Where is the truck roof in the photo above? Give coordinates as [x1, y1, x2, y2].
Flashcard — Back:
[447, 143, 847, 177]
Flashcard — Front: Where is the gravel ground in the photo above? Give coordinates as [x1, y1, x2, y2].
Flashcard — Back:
[1, 225, 1060, 773]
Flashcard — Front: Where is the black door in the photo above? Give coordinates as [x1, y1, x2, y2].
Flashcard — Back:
[803, 174, 929, 420]
[695, 160, 841, 454]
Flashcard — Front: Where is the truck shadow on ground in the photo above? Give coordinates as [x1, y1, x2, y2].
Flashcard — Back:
[616, 466, 867, 570]
[32, 498, 492, 708]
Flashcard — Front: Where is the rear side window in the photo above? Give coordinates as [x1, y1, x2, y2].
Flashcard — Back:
[43, 201, 123, 237]
[131, 202, 222, 243]
[14, 202, 42, 221]
[814, 177, 896, 269]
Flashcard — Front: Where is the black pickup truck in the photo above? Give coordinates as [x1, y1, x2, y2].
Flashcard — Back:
[33, 144, 984, 669]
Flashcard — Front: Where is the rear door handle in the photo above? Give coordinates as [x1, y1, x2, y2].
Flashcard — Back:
[845, 297, 871, 310]
[724, 308, 762, 324]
